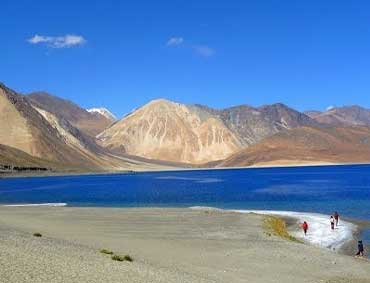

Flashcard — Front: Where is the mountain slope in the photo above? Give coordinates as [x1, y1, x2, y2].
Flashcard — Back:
[217, 126, 370, 167]
[0, 83, 169, 171]
[195, 103, 317, 145]
[0, 144, 61, 168]
[97, 99, 243, 164]
[28, 92, 115, 137]
[305, 106, 370, 126]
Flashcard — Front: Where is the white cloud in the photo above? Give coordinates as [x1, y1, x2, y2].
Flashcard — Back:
[28, 34, 86, 48]
[166, 37, 184, 46]
[193, 45, 215, 57]
[166, 36, 215, 58]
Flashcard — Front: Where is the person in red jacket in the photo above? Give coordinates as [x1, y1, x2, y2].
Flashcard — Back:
[302, 221, 308, 236]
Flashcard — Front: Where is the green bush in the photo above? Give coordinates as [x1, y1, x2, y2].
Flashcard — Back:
[33, 232, 42, 237]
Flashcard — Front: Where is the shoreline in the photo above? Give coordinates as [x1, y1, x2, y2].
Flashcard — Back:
[1, 161, 370, 179]
[0, 206, 369, 282]
[190, 207, 367, 256]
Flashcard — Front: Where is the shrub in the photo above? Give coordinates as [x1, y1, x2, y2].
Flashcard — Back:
[111, 255, 125, 262]
[33, 232, 42, 237]
[263, 216, 301, 243]
[123, 255, 133, 262]
[100, 249, 114, 255]
[111, 254, 133, 262]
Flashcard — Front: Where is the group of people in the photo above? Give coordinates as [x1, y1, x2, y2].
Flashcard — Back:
[300, 211, 365, 257]
[330, 211, 339, 230]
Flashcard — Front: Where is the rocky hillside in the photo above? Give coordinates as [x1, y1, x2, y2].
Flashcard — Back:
[28, 92, 115, 137]
[97, 99, 243, 164]
[216, 126, 370, 167]
[0, 144, 60, 168]
[0, 83, 171, 171]
[305, 106, 370, 126]
[208, 103, 317, 145]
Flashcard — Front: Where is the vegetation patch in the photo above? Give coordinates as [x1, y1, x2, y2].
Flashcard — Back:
[111, 254, 133, 262]
[123, 255, 133, 262]
[33, 232, 42, 237]
[263, 216, 301, 243]
[100, 249, 114, 255]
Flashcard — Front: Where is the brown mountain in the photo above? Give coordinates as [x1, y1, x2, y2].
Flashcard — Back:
[0, 83, 170, 171]
[305, 106, 370, 126]
[97, 99, 243, 164]
[216, 103, 317, 145]
[28, 92, 115, 137]
[216, 126, 370, 167]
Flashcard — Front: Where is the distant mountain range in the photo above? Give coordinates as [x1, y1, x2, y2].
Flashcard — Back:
[1, 81, 370, 172]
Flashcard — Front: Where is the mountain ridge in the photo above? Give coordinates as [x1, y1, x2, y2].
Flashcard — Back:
[2, 81, 370, 169]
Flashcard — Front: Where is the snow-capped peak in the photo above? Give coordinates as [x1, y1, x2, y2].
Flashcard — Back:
[87, 107, 117, 121]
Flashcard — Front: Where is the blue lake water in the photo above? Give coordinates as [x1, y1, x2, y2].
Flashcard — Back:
[1, 164, 370, 247]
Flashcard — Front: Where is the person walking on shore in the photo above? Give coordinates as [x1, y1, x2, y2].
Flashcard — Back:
[334, 211, 339, 226]
[356, 240, 364, 257]
[302, 221, 308, 236]
[330, 216, 335, 230]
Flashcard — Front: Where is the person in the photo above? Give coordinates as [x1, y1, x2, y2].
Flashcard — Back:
[334, 211, 339, 226]
[330, 216, 335, 230]
[356, 240, 364, 257]
[302, 221, 308, 236]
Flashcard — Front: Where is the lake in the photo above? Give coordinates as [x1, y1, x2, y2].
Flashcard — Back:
[1, 164, 369, 245]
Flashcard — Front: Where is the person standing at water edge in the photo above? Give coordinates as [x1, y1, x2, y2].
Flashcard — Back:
[334, 211, 339, 226]
[330, 216, 335, 230]
[302, 221, 308, 235]
[356, 240, 364, 257]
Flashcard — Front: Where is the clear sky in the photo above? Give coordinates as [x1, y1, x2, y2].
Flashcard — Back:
[1, 0, 370, 118]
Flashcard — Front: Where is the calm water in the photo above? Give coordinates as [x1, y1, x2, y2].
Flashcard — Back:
[1, 164, 369, 244]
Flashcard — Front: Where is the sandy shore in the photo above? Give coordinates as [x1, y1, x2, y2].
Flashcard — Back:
[0, 207, 369, 283]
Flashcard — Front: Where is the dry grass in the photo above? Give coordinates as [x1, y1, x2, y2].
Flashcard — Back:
[263, 216, 301, 243]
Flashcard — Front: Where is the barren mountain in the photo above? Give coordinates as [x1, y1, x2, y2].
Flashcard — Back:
[28, 92, 115, 137]
[305, 106, 370, 126]
[195, 103, 317, 145]
[0, 83, 170, 171]
[97, 99, 243, 164]
[217, 126, 370, 167]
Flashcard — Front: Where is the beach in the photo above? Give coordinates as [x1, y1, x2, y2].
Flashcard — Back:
[0, 206, 369, 283]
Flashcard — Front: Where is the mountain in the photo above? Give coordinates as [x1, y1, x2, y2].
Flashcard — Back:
[0, 83, 172, 172]
[28, 92, 115, 137]
[216, 126, 370, 167]
[305, 106, 370, 126]
[87, 107, 117, 121]
[0, 83, 98, 170]
[216, 103, 317, 145]
[97, 99, 243, 164]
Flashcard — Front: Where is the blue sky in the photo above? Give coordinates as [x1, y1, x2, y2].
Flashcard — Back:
[1, 0, 370, 118]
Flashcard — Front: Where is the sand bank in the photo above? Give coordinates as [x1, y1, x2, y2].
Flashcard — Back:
[0, 207, 369, 283]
